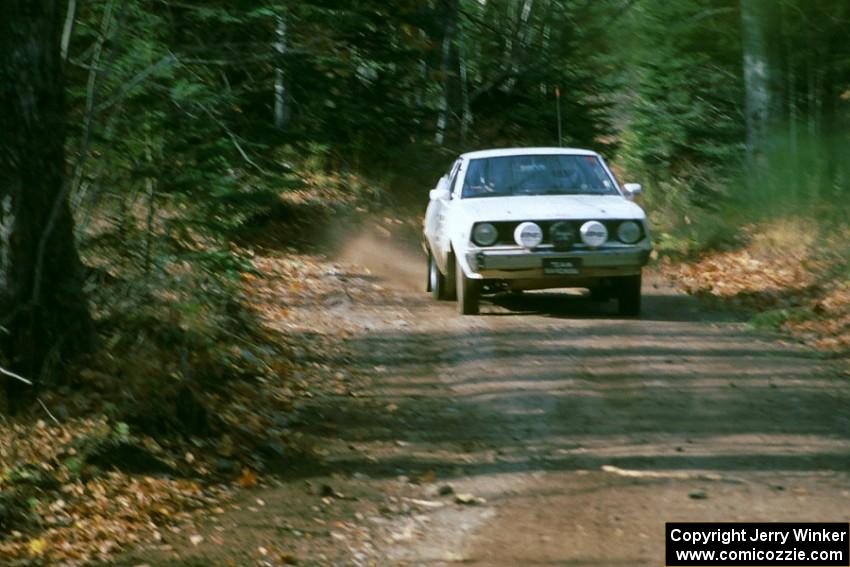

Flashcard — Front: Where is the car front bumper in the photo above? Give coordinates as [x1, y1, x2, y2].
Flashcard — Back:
[464, 244, 651, 280]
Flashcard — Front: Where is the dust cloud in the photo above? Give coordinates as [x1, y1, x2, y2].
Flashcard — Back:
[334, 225, 426, 293]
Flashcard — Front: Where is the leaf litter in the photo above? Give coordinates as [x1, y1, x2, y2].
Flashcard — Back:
[665, 220, 850, 370]
[0, 245, 387, 566]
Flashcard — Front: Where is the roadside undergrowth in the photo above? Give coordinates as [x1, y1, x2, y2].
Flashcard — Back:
[0, 170, 382, 565]
[663, 217, 850, 370]
[0, 249, 308, 566]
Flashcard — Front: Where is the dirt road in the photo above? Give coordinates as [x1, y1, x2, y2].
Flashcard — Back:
[130, 228, 850, 566]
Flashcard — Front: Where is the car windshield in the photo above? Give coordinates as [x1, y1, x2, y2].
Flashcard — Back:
[461, 154, 619, 198]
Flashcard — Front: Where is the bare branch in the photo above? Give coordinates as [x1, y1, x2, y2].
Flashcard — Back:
[0, 365, 32, 386]
[92, 53, 177, 115]
[38, 398, 61, 425]
[197, 103, 265, 173]
[173, 57, 267, 172]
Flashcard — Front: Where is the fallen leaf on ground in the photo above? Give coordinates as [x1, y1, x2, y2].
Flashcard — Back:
[419, 470, 436, 483]
[239, 468, 258, 488]
[28, 538, 48, 557]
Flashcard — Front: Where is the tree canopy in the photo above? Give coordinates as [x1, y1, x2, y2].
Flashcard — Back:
[3, 0, 850, 389]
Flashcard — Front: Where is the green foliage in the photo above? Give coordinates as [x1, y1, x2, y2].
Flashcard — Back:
[56, 0, 850, 392]
[616, 0, 849, 257]
[731, 132, 850, 218]
[749, 307, 813, 331]
[114, 422, 131, 440]
[65, 0, 629, 266]
[617, 0, 744, 214]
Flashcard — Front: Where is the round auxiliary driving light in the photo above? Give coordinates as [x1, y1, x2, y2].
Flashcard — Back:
[580, 220, 608, 248]
[514, 222, 543, 249]
[472, 222, 498, 246]
[617, 221, 641, 244]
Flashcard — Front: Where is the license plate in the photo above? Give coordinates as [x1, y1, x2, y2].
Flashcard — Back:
[543, 258, 581, 275]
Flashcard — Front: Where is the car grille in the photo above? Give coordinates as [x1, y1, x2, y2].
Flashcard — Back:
[478, 220, 644, 249]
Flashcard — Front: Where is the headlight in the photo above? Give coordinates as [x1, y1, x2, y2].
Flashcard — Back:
[514, 222, 543, 248]
[580, 220, 608, 247]
[472, 222, 498, 246]
[617, 221, 642, 244]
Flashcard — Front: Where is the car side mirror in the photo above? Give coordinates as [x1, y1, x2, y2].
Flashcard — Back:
[623, 183, 642, 200]
[429, 176, 451, 201]
[428, 187, 449, 201]
[429, 187, 450, 200]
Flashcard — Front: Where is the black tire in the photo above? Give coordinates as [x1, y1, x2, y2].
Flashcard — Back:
[616, 273, 642, 316]
[455, 257, 481, 315]
[427, 251, 433, 293]
[429, 251, 455, 300]
[589, 284, 610, 302]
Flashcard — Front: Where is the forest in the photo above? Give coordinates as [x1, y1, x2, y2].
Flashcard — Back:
[1, 0, 850, 564]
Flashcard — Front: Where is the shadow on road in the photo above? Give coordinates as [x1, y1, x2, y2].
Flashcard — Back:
[278, 282, 847, 486]
[488, 290, 742, 324]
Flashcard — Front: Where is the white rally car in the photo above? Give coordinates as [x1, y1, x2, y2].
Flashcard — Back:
[423, 147, 652, 315]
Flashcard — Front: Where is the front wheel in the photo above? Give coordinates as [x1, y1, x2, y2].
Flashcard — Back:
[455, 257, 481, 315]
[429, 251, 455, 300]
[616, 273, 642, 316]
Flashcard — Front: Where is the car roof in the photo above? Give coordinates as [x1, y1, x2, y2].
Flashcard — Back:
[459, 147, 600, 160]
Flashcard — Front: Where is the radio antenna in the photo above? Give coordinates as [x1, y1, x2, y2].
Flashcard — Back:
[555, 86, 563, 147]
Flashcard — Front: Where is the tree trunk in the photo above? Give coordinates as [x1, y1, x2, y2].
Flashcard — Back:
[740, 0, 778, 169]
[60, 0, 76, 62]
[459, 31, 472, 143]
[740, 0, 770, 164]
[0, 0, 93, 400]
[274, 14, 289, 129]
[435, 0, 458, 145]
[505, 0, 535, 91]
[143, 132, 157, 273]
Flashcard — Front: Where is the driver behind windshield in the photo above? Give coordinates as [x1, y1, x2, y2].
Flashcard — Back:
[462, 154, 617, 198]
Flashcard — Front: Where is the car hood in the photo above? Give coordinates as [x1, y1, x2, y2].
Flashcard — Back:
[456, 195, 646, 221]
